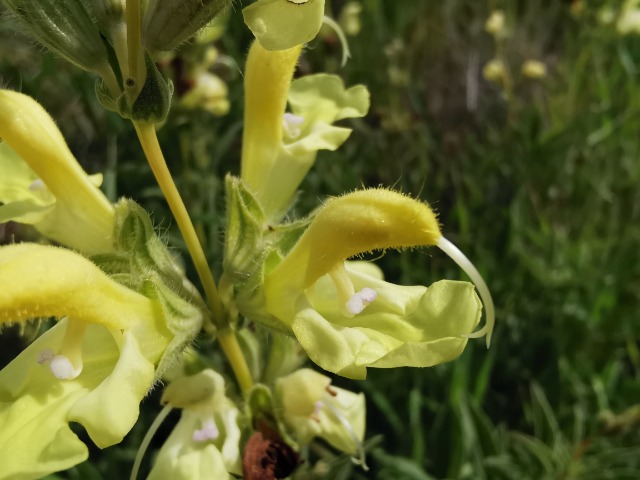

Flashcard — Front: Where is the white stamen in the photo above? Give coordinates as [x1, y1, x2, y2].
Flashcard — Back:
[131, 405, 173, 480]
[282, 112, 305, 139]
[49, 354, 82, 380]
[322, 400, 369, 471]
[192, 417, 219, 442]
[437, 236, 495, 347]
[322, 15, 352, 67]
[28, 178, 46, 191]
[37, 348, 55, 364]
[310, 400, 324, 422]
[345, 287, 378, 315]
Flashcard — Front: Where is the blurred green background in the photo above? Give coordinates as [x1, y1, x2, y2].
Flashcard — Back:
[1, 0, 639, 479]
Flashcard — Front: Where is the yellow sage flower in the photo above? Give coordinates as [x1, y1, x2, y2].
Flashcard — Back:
[263, 189, 494, 379]
[0, 243, 175, 479]
[0, 89, 114, 254]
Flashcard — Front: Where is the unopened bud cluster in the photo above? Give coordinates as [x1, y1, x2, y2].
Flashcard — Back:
[2, 0, 232, 122]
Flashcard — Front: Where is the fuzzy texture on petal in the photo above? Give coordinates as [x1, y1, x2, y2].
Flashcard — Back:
[0, 243, 161, 329]
[261, 187, 482, 379]
[265, 189, 442, 323]
[0, 242, 179, 479]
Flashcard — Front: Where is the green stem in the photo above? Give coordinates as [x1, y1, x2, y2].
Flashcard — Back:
[133, 122, 254, 391]
[218, 328, 254, 395]
[133, 122, 223, 321]
[125, 0, 145, 99]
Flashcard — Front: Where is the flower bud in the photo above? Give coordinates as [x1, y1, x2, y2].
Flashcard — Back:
[243, 0, 326, 50]
[276, 369, 366, 462]
[142, 0, 233, 52]
[339, 1, 363, 36]
[3, 0, 110, 73]
[485, 10, 506, 36]
[482, 58, 507, 84]
[521, 59, 547, 79]
[181, 72, 230, 116]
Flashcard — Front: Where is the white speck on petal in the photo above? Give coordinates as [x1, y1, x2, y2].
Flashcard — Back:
[28, 179, 46, 191]
[37, 348, 55, 365]
[192, 417, 219, 442]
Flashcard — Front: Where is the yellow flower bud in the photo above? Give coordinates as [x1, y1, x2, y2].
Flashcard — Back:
[485, 10, 506, 36]
[521, 60, 547, 79]
[483, 58, 507, 84]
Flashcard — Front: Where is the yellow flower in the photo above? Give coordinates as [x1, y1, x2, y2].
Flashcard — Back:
[241, 41, 369, 220]
[0, 243, 175, 479]
[483, 58, 507, 84]
[147, 370, 242, 480]
[0, 89, 114, 254]
[485, 10, 506, 37]
[521, 60, 547, 79]
[276, 368, 366, 466]
[263, 189, 494, 379]
[243, 0, 326, 50]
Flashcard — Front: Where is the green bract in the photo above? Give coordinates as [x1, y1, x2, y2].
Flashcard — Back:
[3, 0, 110, 73]
[143, 0, 232, 52]
[243, 0, 326, 50]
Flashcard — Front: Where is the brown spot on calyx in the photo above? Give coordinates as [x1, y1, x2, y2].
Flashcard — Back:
[242, 432, 301, 480]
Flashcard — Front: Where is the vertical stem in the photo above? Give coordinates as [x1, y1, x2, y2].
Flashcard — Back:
[125, 0, 145, 100]
[133, 121, 253, 392]
[133, 122, 223, 322]
[218, 329, 254, 395]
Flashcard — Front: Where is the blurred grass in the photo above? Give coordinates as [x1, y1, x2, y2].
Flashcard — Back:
[1, 0, 639, 478]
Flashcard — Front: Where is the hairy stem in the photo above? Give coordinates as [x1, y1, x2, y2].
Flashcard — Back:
[133, 122, 254, 391]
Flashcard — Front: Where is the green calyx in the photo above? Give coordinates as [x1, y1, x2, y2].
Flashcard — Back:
[3, 0, 110, 73]
[92, 199, 204, 379]
[221, 175, 310, 331]
[142, 0, 233, 53]
[96, 53, 174, 123]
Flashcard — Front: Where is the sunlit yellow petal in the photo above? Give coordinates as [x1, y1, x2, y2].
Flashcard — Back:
[0, 243, 159, 329]
[0, 89, 114, 253]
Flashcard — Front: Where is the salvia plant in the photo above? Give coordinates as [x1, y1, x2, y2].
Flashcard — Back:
[0, 1, 496, 479]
